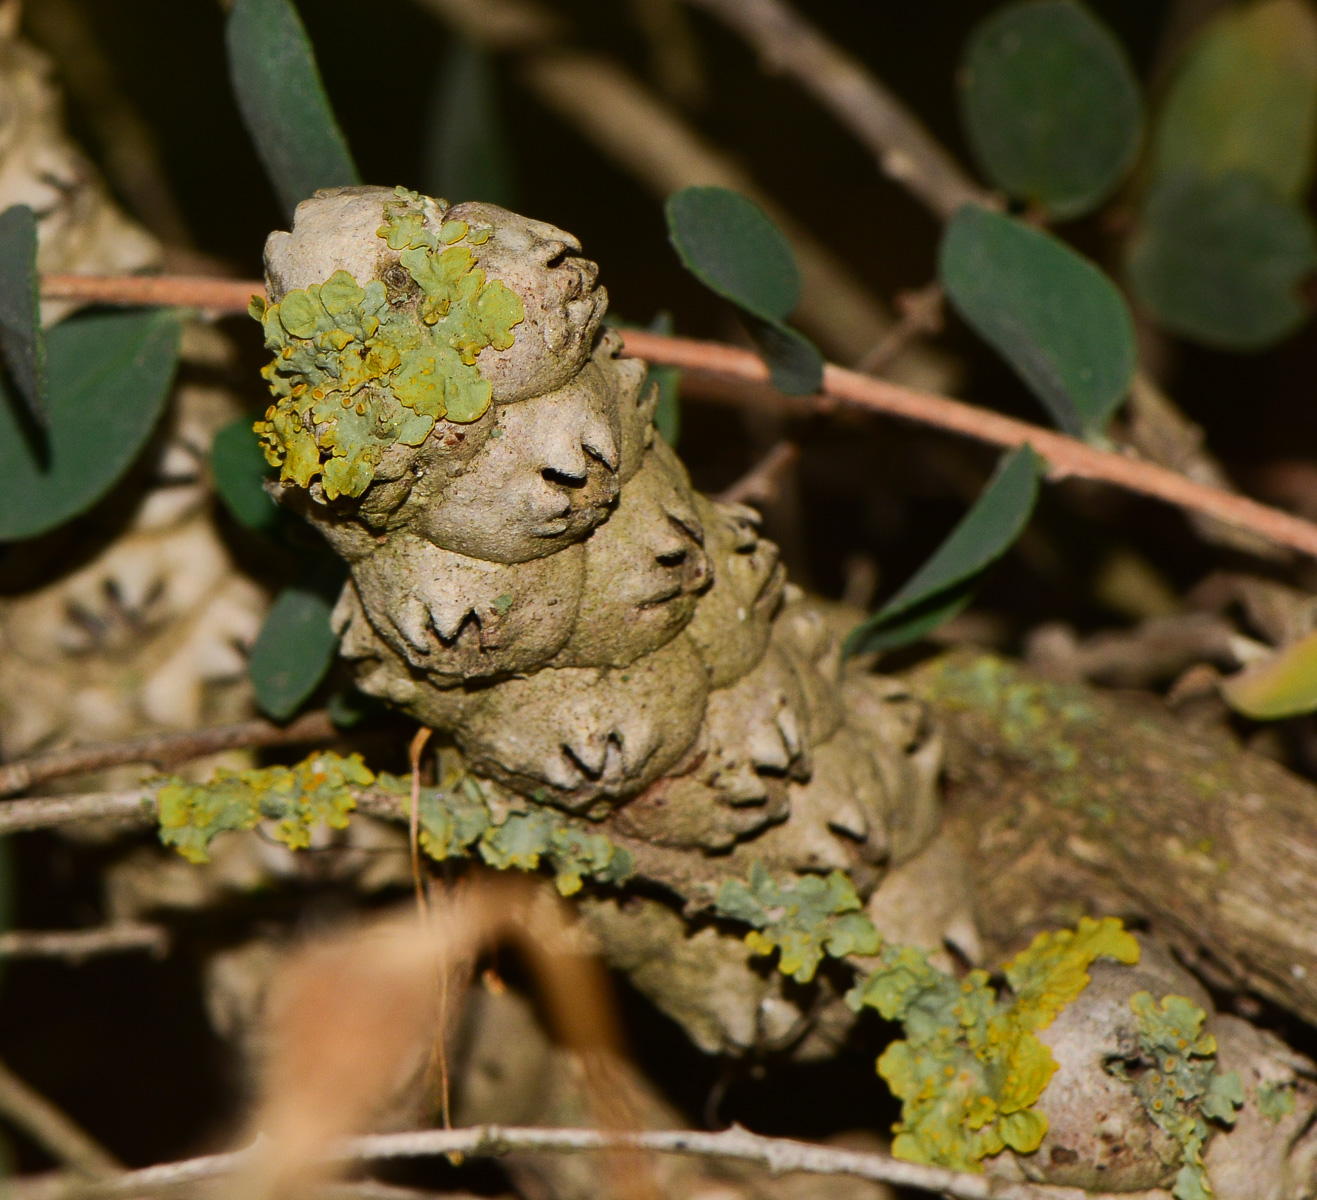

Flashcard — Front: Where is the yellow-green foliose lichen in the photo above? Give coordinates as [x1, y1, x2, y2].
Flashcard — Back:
[252, 188, 525, 499]
[1255, 1079, 1297, 1123]
[845, 916, 1140, 1172]
[156, 751, 633, 896]
[1114, 993, 1243, 1200]
[156, 751, 374, 863]
[714, 862, 881, 983]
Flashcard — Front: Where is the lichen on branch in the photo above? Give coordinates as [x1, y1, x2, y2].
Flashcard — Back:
[845, 916, 1140, 1172]
[1116, 992, 1243, 1200]
[252, 187, 524, 499]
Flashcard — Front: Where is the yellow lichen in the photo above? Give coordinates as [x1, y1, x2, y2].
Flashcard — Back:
[845, 916, 1139, 1172]
[156, 751, 374, 863]
[252, 187, 524, 499]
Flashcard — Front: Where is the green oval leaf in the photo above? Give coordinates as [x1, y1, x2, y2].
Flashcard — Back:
[665, 186, 800, 322]
[423, 37, 516, 207]
[665, 187, 822, 394]
[226, 0, 360, 220]
[1154, 0, 1317, 202]
[250, 585, 340, 720]
[0, 205, 46, 429]
[961, 0, 1143, 220]
[940, 206, 1136, 439]
[1129, 170, 1317, 350]
[0, 309, 182, 542]
[844, 445, 1043, 657]
[1222, 627, 1317, 719]
[212, 417, 279, 532]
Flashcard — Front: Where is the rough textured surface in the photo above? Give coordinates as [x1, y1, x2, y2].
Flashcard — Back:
[907, 650, 1317, 1027]
[261, 186, 948, 1056]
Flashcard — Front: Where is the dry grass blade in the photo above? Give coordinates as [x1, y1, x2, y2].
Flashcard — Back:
[235, 875, 654, 1200]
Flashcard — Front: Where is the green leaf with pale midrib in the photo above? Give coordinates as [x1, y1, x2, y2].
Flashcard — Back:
[0, 205, 46, 429]
[940, 206, 1137, 439]
[961, 0, 1143, 220]
[226, 0, 360, 220]
[845, 445, 1042, 657]
[0, 309, 182, 542]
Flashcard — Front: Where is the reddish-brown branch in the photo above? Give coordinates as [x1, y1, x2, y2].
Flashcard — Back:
[0, 709, 338, 797]
[36, 274, 1317, 561]
[41, 272, 260, 312]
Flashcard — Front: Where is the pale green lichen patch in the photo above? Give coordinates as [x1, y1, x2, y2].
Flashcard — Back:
[844, 916, 1139, 1173]
[1114, 993, 1243, 1200]
[715, 863, 880, 983]
[1256, 1079, 1297, 1122]
[373, 772, 634, 896]
[156, 751, 374, 863]
[253, 187, 524, 499]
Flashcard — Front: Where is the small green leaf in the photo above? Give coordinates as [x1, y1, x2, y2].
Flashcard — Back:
[666, 186, 800, 320]
[741, 313, 824, 394]
[665, 186, 823, 394]
[250, 585, 340, 720]
[1154, 0, 1317, 202]
[940, 206, 1137, 438]
[845, 445, 1042, 657]
[0, 309, 181, 542]
[961, 0, 1143, 219]
[1221, 627, 1317, 719]
[423, 37, 516, 207]
[1130, 170, 1317, 350]
[226, 0, 360, 220]
[212, 417, 279, 532]
[0, 205, 46, 428]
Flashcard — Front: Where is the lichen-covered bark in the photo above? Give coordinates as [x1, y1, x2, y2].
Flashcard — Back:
[907, 650, 1317, 1026]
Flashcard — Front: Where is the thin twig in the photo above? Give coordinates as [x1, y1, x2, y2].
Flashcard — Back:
[0, 1060, 122, 1178]
[718, 440, 800, 507]
[0, 924, 168, 963]
[34, 1123, 1109, 1200]
[30, 274, 1317, 561]
[40, 272, 258, 312]
[0, 710, 338, 797]
[855, 282, 945, 376]
[682, 0, 990, 219]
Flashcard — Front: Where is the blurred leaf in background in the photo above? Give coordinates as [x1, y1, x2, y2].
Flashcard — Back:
[845, 445, 1043, 656]
[645, 311, 682, 446]
[960, 0, 1143, 220]
[1223, 627, 1317, 718]
[226, 0, 359, 219]
[1132, 0, 1317, 349]
[0, 310, 181, 542]
[666, 186, 824, 394]
[940, 206, 1136, 439]
[1130, 170, 1317, 349]
[212, 417, 281, 534]
[250, 582, 342, 721]
[0, 205, 46, 429]
[422, 36, 516, 207]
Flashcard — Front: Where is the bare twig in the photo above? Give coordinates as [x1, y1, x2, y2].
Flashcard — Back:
[0, 1059, 122, 1178]
[855, 282, 945, 376]
[0, 790, 155, 836]
[36, 1123, 1110, 1200]
[0, 710, 338, 797]
[39, 272, 258, 313]
[0, 924, 168, 963]
[718, 439, 800, 507]
[30, 275, 1317, 562]
[682, 0, 990, 219]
